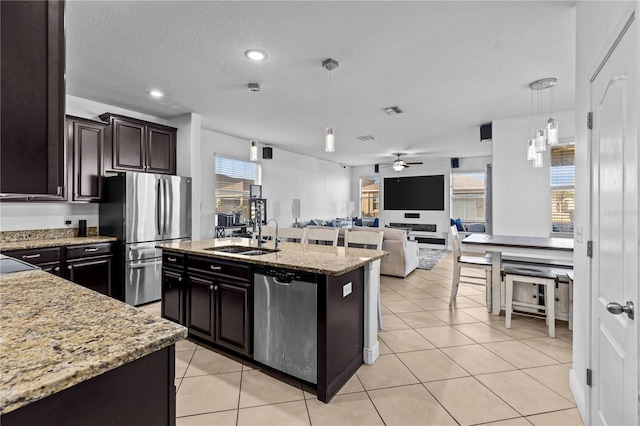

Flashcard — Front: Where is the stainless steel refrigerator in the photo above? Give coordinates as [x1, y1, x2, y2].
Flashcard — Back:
[99, 172, 192, 306]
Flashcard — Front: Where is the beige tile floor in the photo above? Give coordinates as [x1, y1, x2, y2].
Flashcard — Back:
[139, 253, 584, 425]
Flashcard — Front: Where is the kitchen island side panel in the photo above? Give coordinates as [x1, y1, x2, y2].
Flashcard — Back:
[317, 266, 364, 403]
[1, 346, 176, 426]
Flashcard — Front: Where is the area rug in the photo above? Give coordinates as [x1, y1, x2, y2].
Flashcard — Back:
[417, 248, 450, 270]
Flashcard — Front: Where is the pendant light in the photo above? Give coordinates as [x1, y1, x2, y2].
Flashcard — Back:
[248, 83, 260, 161]
[323, 58, 339, 153]
[527, 77, 558, 167]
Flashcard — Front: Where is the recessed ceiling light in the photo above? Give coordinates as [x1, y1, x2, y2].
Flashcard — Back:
[245, 49, 267, 61]
[149, 90, 164, 98]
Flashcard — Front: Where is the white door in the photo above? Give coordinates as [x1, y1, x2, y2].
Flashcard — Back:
[590, 11, 638, 426]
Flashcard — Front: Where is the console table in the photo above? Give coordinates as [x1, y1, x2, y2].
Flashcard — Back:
[388, 223, 446, 247]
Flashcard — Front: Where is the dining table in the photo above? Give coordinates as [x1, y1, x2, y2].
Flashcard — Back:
[461, 234, 574, 315]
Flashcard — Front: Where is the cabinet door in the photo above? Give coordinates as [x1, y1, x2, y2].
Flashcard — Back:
[70, 119, 104, 201]
[162, 268, 185, 325]
[0, 0, 65, 197]
[186, 274, 216, 342]
[146, 125, 176, 175]
[67, 255, 112, 296]
[112, 118, 145, 171]
[216, 280, 251, 355]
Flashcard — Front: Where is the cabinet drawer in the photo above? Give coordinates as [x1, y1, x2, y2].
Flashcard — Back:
[66, 243, 113, 260]
[163, 251, 184, 268]
[2, 247, 61, 265]
[186, 256, 249, 281]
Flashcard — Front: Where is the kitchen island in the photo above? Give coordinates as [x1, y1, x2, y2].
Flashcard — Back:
[159, 238, 386, 403]
[0, 267, 187, 426]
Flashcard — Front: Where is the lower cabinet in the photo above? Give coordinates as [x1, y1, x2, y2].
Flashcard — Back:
[186, 273, 216, 342]
[161, 268, 185, 325]
[2, 243, 114, 296]
[162, 253, 253, 357]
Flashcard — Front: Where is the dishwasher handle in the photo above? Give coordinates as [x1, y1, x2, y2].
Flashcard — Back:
[273, 277, 292, 285]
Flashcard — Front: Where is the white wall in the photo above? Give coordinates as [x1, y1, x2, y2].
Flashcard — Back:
[492, 109, 575, 237]
[199, 131, 351, 240]
[573, 1, 637, 421]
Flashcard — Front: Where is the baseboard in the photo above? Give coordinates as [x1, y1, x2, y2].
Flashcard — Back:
[363, 340, 379, 365]
[569, 368, 587, 423]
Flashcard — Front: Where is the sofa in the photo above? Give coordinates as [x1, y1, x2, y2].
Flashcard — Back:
[351, 226, 419, 278]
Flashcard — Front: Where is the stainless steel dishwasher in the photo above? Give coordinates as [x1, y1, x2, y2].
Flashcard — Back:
[253, 267, 318, 384]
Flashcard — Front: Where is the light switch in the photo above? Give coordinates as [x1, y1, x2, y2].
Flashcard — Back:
[343, 282, 352, 297]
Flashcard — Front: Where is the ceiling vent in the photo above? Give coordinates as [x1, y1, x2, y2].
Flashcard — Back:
[248, 83, 260, 92]
[357, 135, 377, 142]
[383, 105, 404, 115]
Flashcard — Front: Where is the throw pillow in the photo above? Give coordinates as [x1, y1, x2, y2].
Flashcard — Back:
[372, 218, 379, 227]
[454, 218, 464, 231]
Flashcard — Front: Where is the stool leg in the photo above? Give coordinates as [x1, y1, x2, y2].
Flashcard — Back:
[505, 275, 513, 329]
[449, 265, 461, 306]
[547, 279, 555, 338]
[485, 270, 492, 313]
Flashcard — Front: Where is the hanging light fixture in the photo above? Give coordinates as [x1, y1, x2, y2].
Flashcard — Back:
[323, 58, 339, 152]
[527, 77, 558, 167]
[248, 83, 260, 161]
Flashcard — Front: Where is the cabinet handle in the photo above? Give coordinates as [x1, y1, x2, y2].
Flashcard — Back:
[54, 267, 60, 272]
[167, 257, 177, 262]
[84, 248, 99, 252]
[75, 194, 79, 198]
[22, 254, 41, 259]
[209, 285, 214, 290]
[177, 277, 183, 282]
[210, 265, 222, 271]
[68, 265, 72, 270]
[214, 285, 219, 291]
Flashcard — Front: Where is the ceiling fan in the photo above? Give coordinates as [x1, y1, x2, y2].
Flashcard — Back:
[386, 153, 423, 172]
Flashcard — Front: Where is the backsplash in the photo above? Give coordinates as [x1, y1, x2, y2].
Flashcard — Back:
[0, 227, 99, 243]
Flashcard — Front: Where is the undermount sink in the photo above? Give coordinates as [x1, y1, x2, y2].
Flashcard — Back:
[204, 246, 279, 256]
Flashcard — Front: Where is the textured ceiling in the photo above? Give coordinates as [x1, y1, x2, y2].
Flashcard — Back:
[66, 1, 576, 166]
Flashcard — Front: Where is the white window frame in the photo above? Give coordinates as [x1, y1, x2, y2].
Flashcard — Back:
[359, 177, 379, 218]
[550, 143, 575, 236]
[214, 155, 262, 225]
[450, 171, 486, 223]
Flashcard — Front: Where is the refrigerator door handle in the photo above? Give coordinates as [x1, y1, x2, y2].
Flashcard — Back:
[156, 179, 163, 236]
[129, 259, 162, 269]
[163, 178, 169, 235]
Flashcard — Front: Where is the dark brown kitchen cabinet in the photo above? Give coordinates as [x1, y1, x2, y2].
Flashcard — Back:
[162, 251, 186, 325]
[179, 254, 253, 356]
[216, 279, 251, 355]
[0, 0, 66, 199]
[186, 273, 216, 342]
[2, 247, 62, 276]
[99, 113, 177, 175]
[67, 116, 107, 202]
[65, 243, 113, 296]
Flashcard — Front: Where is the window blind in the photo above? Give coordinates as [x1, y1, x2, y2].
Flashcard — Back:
[452, 172, 485, 221]
[550, 145, 575, 233]
[214, 156, 259, 221]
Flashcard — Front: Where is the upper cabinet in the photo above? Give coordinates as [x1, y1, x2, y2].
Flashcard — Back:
[99, 113, 177, 175]
[0, 0, 66, 199]
[67, 116, 107, 202]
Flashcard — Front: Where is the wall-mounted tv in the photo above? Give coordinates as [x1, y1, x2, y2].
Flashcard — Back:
[384, 175, 445, 211]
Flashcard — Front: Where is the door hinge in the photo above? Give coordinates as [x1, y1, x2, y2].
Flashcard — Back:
[587, 240, 593, 258]
[586, 368, 592, 386]
[587, 112, 593, 129]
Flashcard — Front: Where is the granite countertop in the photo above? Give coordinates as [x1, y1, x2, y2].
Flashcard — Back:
[0, 235, 118, 251]
[0, 270, 187, 415]
[159, 238, 386, 276]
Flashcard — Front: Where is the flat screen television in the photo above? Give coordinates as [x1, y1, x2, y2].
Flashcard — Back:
[384, 175, 445, 211]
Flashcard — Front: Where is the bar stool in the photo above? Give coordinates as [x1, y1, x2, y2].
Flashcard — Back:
[504, 264, 557, 338]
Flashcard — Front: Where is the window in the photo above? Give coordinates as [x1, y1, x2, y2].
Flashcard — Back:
[550, 145, 575, 234]
[451, 172, 485, 221]
[215, 156, 260, 223]
[360, 178, 379, 218]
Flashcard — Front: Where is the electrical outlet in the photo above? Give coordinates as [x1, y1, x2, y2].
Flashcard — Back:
[64, 216, 72, 226]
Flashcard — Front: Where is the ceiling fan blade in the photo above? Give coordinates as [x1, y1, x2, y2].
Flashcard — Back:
[406, 162, 423, 165]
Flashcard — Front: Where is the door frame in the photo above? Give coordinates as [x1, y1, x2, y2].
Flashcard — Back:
[586, 4, 638, 425]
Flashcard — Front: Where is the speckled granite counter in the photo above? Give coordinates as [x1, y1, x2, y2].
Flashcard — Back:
[0, 270, 187, 415]
[0, 235, 117, 251]
[158, 238, 386, 276]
